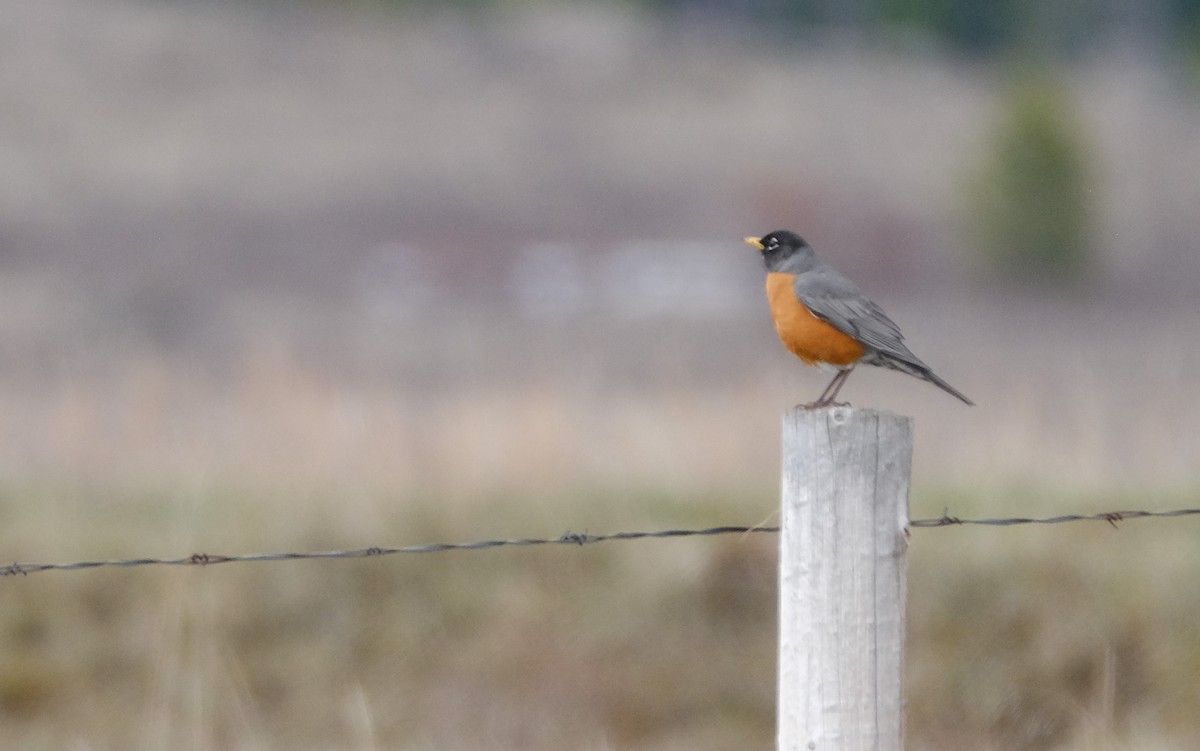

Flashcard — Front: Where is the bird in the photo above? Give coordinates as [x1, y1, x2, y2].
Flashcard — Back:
[744, 230, 973, 408]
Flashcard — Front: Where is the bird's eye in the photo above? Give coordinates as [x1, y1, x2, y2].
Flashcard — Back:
[767, 238, 779, 249]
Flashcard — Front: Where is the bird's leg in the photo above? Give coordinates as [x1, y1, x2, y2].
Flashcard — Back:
[812, 371, 844, 405]
[823, 367, 853, 406]
[808, 366, 855, 408]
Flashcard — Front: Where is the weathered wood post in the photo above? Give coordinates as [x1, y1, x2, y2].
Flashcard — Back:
[778, 407, 912, 751]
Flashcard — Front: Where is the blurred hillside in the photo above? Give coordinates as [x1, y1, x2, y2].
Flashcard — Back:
[1, 0, 1199, 493]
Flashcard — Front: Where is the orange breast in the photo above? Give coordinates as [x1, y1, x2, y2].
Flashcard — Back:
[765, 272, 864, 366]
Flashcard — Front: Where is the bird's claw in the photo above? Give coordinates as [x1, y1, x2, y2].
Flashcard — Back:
[799, 400, 851, 410]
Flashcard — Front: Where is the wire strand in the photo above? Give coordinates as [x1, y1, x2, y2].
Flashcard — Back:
[908, 507, 1200, 528]
[0, 525, 779, 576]
[4, 507, 1199, 577]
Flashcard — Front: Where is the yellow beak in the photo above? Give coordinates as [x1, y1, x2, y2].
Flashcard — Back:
[743, 236, 764, 250]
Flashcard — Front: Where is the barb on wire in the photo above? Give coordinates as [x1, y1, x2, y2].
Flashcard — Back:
[0, 525, 780, 577]
[4, 506, 1199, 577]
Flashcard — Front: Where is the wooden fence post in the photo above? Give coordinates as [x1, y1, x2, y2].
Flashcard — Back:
[777, 407, 912, 751]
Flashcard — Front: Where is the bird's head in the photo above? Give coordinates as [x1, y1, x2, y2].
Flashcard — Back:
[743, 230, 814, 273]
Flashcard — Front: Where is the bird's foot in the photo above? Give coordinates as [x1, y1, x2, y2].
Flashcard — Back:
[798, 399, 852, 410]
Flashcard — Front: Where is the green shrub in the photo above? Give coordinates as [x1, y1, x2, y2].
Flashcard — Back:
[966, 69, 1096, 287]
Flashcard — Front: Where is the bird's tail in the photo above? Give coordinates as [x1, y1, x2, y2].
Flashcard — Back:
[873, 353, 974, 406]
[919, 368, 974, 406]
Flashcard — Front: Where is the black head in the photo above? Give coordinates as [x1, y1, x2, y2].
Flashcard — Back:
[743, 230, 814, 273]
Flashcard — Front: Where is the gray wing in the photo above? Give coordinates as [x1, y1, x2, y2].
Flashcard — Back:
[792, 266, 927, 368]
[792, 264, 975, 406]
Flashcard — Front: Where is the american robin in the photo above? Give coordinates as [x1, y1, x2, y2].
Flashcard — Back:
[744, 230, 973, 408]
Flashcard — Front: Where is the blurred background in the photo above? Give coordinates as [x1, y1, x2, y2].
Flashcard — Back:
[1, 0, 1198, 748]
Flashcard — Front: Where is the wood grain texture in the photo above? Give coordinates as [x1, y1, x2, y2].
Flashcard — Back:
[778, 406, 912, 751]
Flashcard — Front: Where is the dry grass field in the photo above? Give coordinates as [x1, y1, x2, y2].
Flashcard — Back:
[2, 0, 1200, 748]
[1, 300, 1198, 750]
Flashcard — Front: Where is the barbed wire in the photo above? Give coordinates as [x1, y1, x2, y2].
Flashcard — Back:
[3, 507, 1198, 577]
[909, 507, 1200, 528]
[0, 525, 778, 576]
